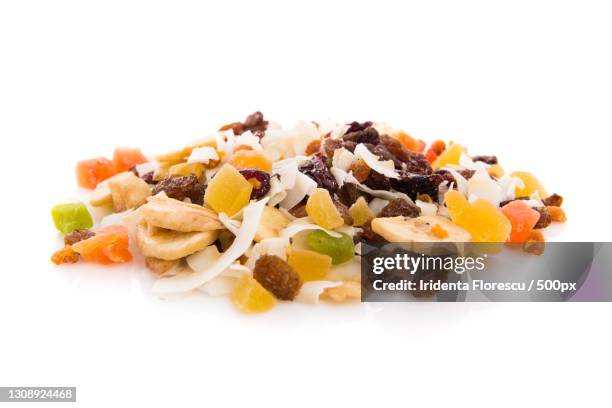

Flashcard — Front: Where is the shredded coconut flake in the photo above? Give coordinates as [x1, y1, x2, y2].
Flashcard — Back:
[280, 218, 342, 240]
[279, 172, 317, 210]
[295, 281, 342, 304]
[416, 200, 438, 216]
[188, 146, 219, 164]
[135, 162, 158, 177]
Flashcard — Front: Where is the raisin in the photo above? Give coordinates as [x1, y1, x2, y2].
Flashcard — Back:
[219, 111, 268, 135]
[499, 196, 530, 208]
[243, 111, 268, 133]
[459, 169, 476, 180]
[333, 199, 354, 225]
[534, 207, 552, 229]
[253, 255, 302, 300]
[542, 193, 563, 207]
[391, 172, 444, 201]
[64, 229, 95, 246]
[364, 170, 391, 191]
[299, 153, 339, 193]
[140, 171, 156, 185]
[288, 202, 308, 218]
[356, 220, 385, 242]
[434, 169, 455, 185]
[337, 183, 371, 207]
[345, 121, 373, 134]
[349, 159, 371, 183]
[305, 139, 322, 156]
[239, 169, 271, 199]
[152, 174, 201, 202]
[367, 143, 403, 169]
[379, 198, 421, 218]
[322, 138, 344, 157]
[378, 135, 432, 175]
[472, 155, 498, 165]
[343, 127, 380, 145]
[188, 183, 207, 205]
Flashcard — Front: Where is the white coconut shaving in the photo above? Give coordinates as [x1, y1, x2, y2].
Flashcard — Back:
[218, 213, 241, 235]
[497, 174, 525, 202]
[353, 143, 399, 179]
[186, 245, 221, 272]
[295, 281, 342, 304]
[214, 129, 236, 158]
[245, 237, 289, 270]
[459, 152, 489, 171]
[261, 121, 319, 159]
[317, 118, 348, 139]
[279, 172, 317, 210]
[151, 198, 269, 293]
[198, 276, 236, 297]
[234, 131, 263, 151]
[467, 169, 503, 207]
[266, 176, 287, 207]
[188, 146, 219, 164]
[272, 156, 309, 190]
[448, 169, 468, 196]
[135, 162, 159, 177]
[332, 148, 358, 171]
[416, 200, 438, 216]
[279, 218, 342, 240]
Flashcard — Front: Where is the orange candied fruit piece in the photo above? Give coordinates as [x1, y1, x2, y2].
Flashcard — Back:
[396, 132, 425, 153]
[228, 149, 273, 173]
[430, 223, 449, 239]
[445, 190, 511, 242]
[231, 275, 276, 314]
[547, 206, 567, 222]
[511, 171, 548, 198]
[71, 225, 132, 264]
[288, 248, 332, 282]
[432, 143, 466, 170]
[112, 147, 148, 173]
[51, 246, 80, 265]
[501, 200, 541, 243]
[76, 157, 117, 189]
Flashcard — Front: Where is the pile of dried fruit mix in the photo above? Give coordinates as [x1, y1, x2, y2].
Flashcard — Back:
[51, 112, 566, 313]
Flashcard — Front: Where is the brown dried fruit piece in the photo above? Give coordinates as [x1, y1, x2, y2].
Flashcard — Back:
[524, 230, 545, 255]
[472, 155, 498, 165]
[219, 111, 268, 135]
[542, 193, 563, 207]
[64, 229, 95, 246]
[356, 220, 385, 242]
[378, 135, 432, 174]
[322, 138, 344, 158]
[253, 255, 302, 300]
[51, 246, 80, 265]
[333, 199, 354, 226]
[337, 183, 371, 207]
[379, 198, 420, 218]
[152, 174, 203, 203]
[533, 207, 552, 229]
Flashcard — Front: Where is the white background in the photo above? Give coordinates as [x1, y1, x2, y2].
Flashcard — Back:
[1, 1, 611, 407]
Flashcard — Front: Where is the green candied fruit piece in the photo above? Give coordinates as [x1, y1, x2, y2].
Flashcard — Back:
[307, 230, 354, 265]
[51, 202, 93, 234]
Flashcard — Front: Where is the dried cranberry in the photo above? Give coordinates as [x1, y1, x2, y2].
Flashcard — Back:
[379, 198, 421, 218]
[472, 155, 498, 165]
[391, 172, 444, 201]
[345, 121, 373, 134]
[343, 127, 380, 144]
[299, 153, 339, 193]
[239, 169, 271, 199]
[152, 174, 201, 202]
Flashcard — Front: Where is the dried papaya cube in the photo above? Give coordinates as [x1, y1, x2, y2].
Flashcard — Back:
[71, 225, 132, 264]
[501, 200, 541, 243]
[76, 157, 117, 189]
[112, 147, 148, 173]
[51, 202, 94, 234]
